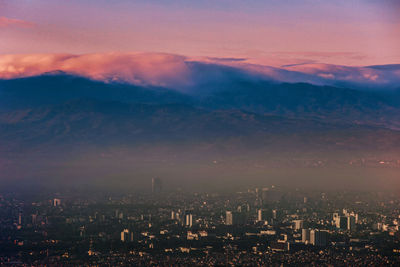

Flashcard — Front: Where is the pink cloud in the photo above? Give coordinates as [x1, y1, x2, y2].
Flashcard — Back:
[0, 53, 193, 89]
[0, 16, 35, 28]
[0, 53, 399, 90]
[281, 63, 387, 83]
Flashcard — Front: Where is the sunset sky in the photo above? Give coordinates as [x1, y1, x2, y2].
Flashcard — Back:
[1, 0, 399, 67]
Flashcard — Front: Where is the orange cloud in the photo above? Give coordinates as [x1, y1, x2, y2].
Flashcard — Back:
[0, 16, 35, 28]
[0, 53, 193, 88]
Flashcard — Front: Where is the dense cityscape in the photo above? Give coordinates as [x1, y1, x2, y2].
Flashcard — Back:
[1, 179, 400, 266]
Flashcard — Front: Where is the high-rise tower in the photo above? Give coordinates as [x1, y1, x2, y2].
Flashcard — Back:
[151, 177, 163, 194]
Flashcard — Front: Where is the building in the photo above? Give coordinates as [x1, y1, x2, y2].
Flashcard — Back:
[121, 229, 133, 242]
[115, 210, 123, 220]
[53, 198, 61, 207]
[334, 212, 356, 231]
[226, 211, 246, 225]
[257, 209, 271, 222]
[272, 209, 279, 220]
[121, 229, 129, 242]
[347, 215, 356, 231]
[187, 231, 198, 240]
[151, 177, 162, 194]
[185, 214, 193, 227]
[302, 229, 310, 243]
[226, 211, 233, 225]
[293, 220, 303, 230]
[335, 216, 348, 229]
[333, 213, 339, 222]
[310, 229, 328, 246]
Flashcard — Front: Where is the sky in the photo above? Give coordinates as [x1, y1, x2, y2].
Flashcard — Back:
[1, 0, 399, 67]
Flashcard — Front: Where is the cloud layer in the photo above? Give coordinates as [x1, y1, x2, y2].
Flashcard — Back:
[0, 53, 193, 89]
[0, 16, 34, 28]
[281, 63, 400, 87]
[0, 52, 399, 91]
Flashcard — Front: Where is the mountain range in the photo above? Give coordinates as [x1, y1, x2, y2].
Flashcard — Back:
[0, 69, 399, 187]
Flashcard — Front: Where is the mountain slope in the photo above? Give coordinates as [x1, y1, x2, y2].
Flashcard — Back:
[201, 81, 400, 129]
[0, 73, 192, 111]
[1, 98, 399, 154]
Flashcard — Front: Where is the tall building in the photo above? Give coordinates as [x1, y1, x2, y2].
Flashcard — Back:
[334, 212, 356, 231]
[310, 230, 328, 246]
[151, 177, 163, 194]
[354, 213, 359, 223]
[347, 215, 356, 231]
[257, 209, 263, 221]
[293, 220, 303, 230]
[121, 229, 129, 242]
[185, 214, 193, 227]
[53, 198, 61, 207]
[121, 229, 133, 242]
[226, 211, 233, 225]
[333, 213, 339, 222]
[226, 211, 246, 225]
[302, 229, 310, 243]
[335, 216, 348, 229]
[272, 209, 279, 220]
[257, 209, 270, 221]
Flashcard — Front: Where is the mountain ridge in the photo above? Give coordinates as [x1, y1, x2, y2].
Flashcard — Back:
[3, 74, 399, 129]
